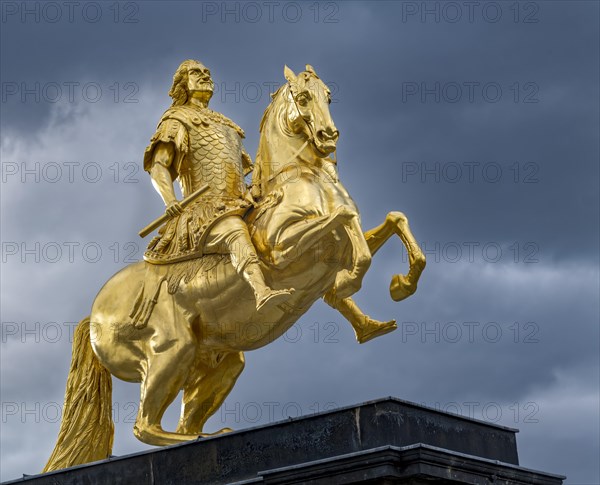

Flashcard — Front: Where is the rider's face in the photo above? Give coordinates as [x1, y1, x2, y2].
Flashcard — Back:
[187, 64, 214, 102]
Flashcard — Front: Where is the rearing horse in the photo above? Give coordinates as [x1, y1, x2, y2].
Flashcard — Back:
[43, 64, 425, 472]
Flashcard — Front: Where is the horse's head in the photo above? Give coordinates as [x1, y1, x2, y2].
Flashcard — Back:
[282, 64, 339, 157]
[255, 65, 340, 195]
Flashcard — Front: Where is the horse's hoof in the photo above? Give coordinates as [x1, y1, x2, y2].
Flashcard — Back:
[355, 319, 397, 344]
[197, 427, 234, 439]
[390, 274, 417, 302]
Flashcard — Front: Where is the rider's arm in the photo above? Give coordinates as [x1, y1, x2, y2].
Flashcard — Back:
[143, 117, 187, 216]
[241, 147, 253, 176]
[241, 146, 261, 201]
[150, 143, 182, 216]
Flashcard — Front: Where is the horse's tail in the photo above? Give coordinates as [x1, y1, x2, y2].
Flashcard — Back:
[43, 317, 114, 472]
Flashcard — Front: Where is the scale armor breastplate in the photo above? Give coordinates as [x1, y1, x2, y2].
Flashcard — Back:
[179, 121, 246, 199]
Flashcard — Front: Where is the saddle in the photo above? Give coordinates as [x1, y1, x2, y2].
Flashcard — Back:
[129, 255, 226, 330]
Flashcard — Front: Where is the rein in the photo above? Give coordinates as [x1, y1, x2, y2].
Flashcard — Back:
[280, 138, 310, 170]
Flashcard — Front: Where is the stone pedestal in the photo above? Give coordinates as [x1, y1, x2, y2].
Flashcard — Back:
[4, 397, 564, 484]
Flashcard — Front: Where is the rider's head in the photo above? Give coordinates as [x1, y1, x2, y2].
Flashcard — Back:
[169, 60, 214, 106]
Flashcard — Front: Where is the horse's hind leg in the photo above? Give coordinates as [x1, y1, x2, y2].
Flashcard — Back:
[134, 342, 200, 446]
[133, 290, 200, 446]
[176, 352, 245, 436]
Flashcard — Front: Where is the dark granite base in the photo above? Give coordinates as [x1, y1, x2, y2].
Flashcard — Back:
[4, 397, 564, 484]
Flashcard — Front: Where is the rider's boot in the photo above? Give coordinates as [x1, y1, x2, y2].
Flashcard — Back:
[242, 261, 293, 312]
[324, 291, 396, 344]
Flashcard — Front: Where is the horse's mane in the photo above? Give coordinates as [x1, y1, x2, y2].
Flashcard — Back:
[254, 83, 289, 193]
[259, 84, 288, 134]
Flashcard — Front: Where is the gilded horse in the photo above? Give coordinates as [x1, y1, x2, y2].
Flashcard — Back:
[43, 65, 425, 472]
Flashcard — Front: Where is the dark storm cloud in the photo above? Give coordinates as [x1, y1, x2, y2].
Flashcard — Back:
[1, 1, 598, 484]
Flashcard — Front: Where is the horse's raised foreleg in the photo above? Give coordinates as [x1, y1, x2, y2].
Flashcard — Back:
[323, 292, 397, 344]
[364, 211, 426, 301]
[322, 212, 425, 343]
[330, 215, 372, 300]
[176, 352, 245, 436]
[270, 205, 355, 268]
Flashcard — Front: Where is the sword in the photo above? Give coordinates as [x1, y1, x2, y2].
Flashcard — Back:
[138, 184, 210, 238]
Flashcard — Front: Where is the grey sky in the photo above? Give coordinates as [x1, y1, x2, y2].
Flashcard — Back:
[1, 1, 599, 483]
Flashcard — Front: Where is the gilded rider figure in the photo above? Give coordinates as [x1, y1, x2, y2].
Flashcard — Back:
[142, 59, 292, 311]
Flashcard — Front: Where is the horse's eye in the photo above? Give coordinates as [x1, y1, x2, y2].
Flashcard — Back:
[297, 95, 308, 107]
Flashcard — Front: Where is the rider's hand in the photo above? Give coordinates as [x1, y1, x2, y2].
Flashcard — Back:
[250, 184, 261, 201]
[243, 191, 256, 206]
[166, 200, 183, 217]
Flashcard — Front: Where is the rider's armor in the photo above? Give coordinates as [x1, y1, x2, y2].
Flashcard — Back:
[143, 105, 253, 264]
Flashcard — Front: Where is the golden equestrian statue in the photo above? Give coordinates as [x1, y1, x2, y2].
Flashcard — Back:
[43, 61, 426, 472]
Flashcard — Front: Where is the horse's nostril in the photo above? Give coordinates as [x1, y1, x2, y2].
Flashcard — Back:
[318, 129, 338, 141]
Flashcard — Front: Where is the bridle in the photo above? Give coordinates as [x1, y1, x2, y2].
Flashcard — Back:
[286, 81, 338, 165]
[264, 82, 338, 185]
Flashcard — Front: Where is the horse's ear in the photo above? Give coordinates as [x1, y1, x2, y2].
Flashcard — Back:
[305, 64, 316, 75]
[284, 65, 296, 83]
